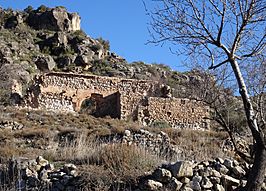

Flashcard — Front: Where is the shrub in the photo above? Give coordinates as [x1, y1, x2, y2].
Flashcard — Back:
[37, 5, 47, 13]
[73, 30, 87, 42]
[96, 37, 110, 51]
[24, 5, 33, 13]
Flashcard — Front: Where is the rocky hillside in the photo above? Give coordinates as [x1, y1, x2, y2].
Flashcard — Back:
[0, 5, 210, 106]
[0, 5, 261, 191]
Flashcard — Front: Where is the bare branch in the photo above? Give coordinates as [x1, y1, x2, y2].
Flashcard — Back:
[209, 59, 229, 69]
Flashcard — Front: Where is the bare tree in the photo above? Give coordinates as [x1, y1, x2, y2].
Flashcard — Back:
[147, 0, 266, 190]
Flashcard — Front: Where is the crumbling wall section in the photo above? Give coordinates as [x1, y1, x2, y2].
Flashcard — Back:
[25, 72, 210, 129]
[93, 92, 121, 118]
[26, 72, 159, 119]
[138, 97, 210, 129]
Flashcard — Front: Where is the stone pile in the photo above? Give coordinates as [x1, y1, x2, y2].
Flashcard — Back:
[139, 158, 266, 191]
[3, 156, 79, 191]
[122, 129, 180, 158]
[0, 120, 24, 130]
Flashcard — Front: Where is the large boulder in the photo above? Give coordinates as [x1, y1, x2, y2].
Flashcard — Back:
[35, 55, 56, 72]
[4, 14, 23, 29]
[27, 7, 80, 32]
[167, 161, 193, 178]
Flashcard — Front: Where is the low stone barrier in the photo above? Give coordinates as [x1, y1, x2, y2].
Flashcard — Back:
[139, 158, 266, 191]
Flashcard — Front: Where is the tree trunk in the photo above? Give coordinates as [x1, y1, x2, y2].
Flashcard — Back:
[245, 141, 266, 191]
[230, 59, 266, 191]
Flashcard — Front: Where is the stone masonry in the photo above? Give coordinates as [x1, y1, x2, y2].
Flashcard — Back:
[138, 97, 210, 129]
[24, 72, 209, 129]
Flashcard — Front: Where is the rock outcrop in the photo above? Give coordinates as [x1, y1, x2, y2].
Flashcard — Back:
[27, 6, 80, 32]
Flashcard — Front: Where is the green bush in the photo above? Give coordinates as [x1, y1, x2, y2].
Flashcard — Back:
[37, 5, 48, 13]
[24, 5, 33, 13]
[96, 37, 110, 51]
[73, 30, 87, 42]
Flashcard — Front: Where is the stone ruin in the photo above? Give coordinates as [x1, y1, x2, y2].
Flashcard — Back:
[21, 72, 210, 129]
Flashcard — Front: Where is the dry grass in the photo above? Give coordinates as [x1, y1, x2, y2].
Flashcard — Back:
[0, 106, 237, 190]
[14, 127, 49, 139]
[43, 133, 161, 190]
[79, 144, 161, 190]
[166, 128, 229, 160]
[0, 144, 25, 162]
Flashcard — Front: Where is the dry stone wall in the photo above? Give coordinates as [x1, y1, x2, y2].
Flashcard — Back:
[26, 72, 158, 120]
[24, 72, 210, 129]
[138, 97, 210, 129]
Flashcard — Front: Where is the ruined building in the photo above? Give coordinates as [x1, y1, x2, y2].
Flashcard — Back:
[22, 72, 210, 129]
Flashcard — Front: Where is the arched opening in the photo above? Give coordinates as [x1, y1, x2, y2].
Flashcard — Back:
[80, 94, 103, 115]
[80, 92, 121, 119]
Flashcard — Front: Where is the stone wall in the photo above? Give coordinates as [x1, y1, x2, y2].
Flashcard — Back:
[121, 129, 180, 158]
[138, 97, 210, 129]
[24, 72, 210, 129]
[25, 72, 158, 120]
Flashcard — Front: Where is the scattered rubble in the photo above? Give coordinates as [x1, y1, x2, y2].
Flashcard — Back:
[0, 156, 80, 191]
[138, 158, 264, 191]
[0, 120, 24, 130]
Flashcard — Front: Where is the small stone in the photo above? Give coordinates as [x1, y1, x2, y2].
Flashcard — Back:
[216, 158, 224, 164]
[36, 156, 49, 167]
[222, 175, 240, 186]
[124, 130, 131, 136]
[144, 179, 163, 191]
[215, 163, 229, 175]
[192, 175, 202, 183]
[181, 186, 193, 191]
[224, 159, 234, 169]
[181, 177, 190, 184]
[45, 163, 54, 171]
[190, 180, 201, 191]
[152, 168, 172, 183]
[166, 177, 183, 191]
[63, 163, 77, 175]
[240, 180, 247, 187]
[210, 169, 221, 178]
[210, 176, 221, 184]
[202, 161, 209, 166]
[69, 170, 78, 177]
[232, 165, 246, 177]
[233, 160, 239, 166]
[201, 177, 213, 189]
[39, 169, 49, 180]
[214, 184, 225, 191]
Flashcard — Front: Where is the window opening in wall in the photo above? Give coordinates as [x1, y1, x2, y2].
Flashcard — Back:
[192, 108, 195, 113]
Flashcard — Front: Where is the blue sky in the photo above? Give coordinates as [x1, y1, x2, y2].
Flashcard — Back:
[0, 1, 185, 71]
